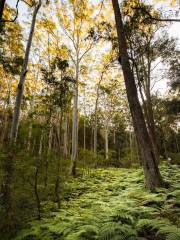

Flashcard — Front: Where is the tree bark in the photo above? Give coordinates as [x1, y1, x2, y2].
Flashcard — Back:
[0, 0, 6, 22]
[146, 90, 160, 164]
[111, 0, 164, 190]
[63, 114, 68, 158]
[70, 61, 79, 176]
[34, 167, 41, 220]
[94, 72, 104, 157]
[45, 123, 52, 187]
[84, 115, 86, 150]
[133, 47, 160, 165]
[10, 0, 41, 141]
[55, 114, 63, 208]
[94, 96, 98, 157]
[105, 126, 109, 162]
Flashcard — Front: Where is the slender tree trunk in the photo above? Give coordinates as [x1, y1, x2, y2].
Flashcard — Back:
[34, 167, 41, 220]
[27, 122, 32, 151]
[105, 126, 109, 162]
[0, 0, 6, 23]
[27, 66, 39, 151]
[34, 131, 43, 220]
[10, 0, 41, 141]
[129, 131, 133, 166]
[113, 129, 116, 145]
[63, 114, 68, 158]
[70, 61, 79, 176]
[0, 109, 8, 147]
[55, 114, 63, 208]
[135, 58, 160, 165]
[45, 123, 52, 187]
[83, 87, 86, 151]
[175, 134, 180, 153]
[146, 90, 160, 164]
[94, 100, 98, 156]
[94, 72, 104, 157]
[111, 0, 164, 190]
[84, 116, 86, 150]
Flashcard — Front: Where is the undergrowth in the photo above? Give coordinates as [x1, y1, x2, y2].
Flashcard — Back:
[10, 164, 180, 240]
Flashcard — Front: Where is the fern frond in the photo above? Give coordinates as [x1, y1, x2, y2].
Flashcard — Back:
[158, 226, 180, 240]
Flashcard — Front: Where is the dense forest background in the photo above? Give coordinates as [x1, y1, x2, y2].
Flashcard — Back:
[0, 0, 179, 239]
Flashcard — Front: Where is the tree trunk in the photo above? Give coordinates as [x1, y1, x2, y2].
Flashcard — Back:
[45, 124, 52, 187]
[70, 62, 79, 176]
[0, 109, 8, 147]
[105, 126, 109, 162]
[27, 122, 32, 151]
[63, 114, 68, 158]
[135, 54, 160, 165]
[83, 116, 86, 150]
[94, 100, 98, 157]
[94, 72, 104, 157]
[34, 167, 41, 220]
[55, 175, 61, 209]
[129, 131, 133, 166]
[34, 130, 43, 219]
[111, 0, 164, 190]
[0, 0, 6, 23]
[55, 114, 63, 208]
[146, 90, 160, 164]
[10, 0, 41, 141]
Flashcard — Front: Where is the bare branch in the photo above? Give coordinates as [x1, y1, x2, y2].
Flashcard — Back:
[133, 6, 180, 22]
[1, 0, 20, 22]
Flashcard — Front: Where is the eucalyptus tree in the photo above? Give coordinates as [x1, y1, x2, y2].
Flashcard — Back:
[41, 56, 73, 206]
[168, 50, 180, 92]
[56, 0, 104, 176]
[99, 77, 125, 162]
[93, 51, 116, 158]
[0, 2, 42, 232]
[123, 1, 177, 164]
[0, 5, 24, 145]
[111, 0, 164, 190]
[10, 0, 42, 141]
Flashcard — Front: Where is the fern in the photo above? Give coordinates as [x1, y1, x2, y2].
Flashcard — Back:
[13, 165, 180, 240]
[99, 222, 137, 240]
[158, 226, 180, 240]
[137, 218, 180, 240]
[110, 211, 134, 225]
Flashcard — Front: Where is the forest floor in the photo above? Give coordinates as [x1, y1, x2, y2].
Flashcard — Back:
[14, 164, 180, 240]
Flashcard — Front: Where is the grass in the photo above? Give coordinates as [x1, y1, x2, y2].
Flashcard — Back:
[12, 164, 180, 240]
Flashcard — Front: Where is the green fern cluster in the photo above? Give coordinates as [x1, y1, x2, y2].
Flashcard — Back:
[137, 218, 180, 240]
[13, 164, 180, 240]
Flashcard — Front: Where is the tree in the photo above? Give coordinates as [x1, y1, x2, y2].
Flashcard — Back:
[123, 0, 178, 164]
[56, 0, 103, 176]
[0, 4, 24, 145]
[168, 50, 180, 91]
[10, 0, 41, 141]
[93, 52, 115, 158]
[111, 0, 164, 190]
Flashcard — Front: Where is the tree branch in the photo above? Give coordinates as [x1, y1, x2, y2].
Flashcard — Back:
[133, 6, 180, 22]
[1, 0, 20, 22]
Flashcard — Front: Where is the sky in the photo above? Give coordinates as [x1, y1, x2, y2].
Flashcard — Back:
[6, 0, 180, 94]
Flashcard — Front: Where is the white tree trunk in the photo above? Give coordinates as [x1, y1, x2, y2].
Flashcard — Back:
[105, 126, 109, 161]
[63, 114, 68, 157]
[10, 0, 41, 141]
[94, 99, 98, 156]
[70, 61, 79, 176]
